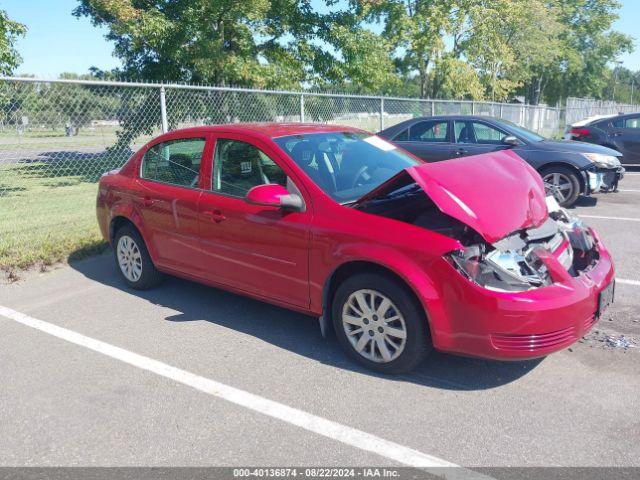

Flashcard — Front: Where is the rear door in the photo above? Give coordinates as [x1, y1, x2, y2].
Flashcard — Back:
[135, 134, 211, 273]
[391, 119, 454, 162]
[196, 133, 311, 308]
[611, 115, 640, 163]
[451, 120, 510, 158]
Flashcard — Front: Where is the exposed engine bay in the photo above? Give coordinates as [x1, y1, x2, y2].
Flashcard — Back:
[355, 184, 600, 292]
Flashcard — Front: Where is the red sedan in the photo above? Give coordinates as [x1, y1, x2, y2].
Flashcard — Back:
[97, 123, 615, 373]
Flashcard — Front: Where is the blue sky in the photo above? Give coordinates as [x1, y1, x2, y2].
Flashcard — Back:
[4, 0, 639, 77]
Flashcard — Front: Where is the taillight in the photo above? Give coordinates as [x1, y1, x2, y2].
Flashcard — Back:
[570, 128, 591, 137]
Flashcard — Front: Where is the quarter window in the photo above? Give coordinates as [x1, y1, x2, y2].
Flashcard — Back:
[141, 138, 205, 187]
[212, 139, 287, 196]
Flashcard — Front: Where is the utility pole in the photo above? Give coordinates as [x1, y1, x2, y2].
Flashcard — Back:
[612, 60, 623, 103]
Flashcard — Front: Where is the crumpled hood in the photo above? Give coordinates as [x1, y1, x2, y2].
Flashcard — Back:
[355, 150, 548, 243]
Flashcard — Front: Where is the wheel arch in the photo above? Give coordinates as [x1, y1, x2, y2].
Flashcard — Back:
[538, 161, 586, 194]
[321, 259, 436, 339]
[109, 216, 138, 244]
[108, 213, 160, 262]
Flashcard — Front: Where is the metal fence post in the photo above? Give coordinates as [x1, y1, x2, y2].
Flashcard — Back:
[499, 103, 504, 119]
[471, 101, 475, 115]
[159, 86, 168, 133]
[431, 101, 435, 116]
[300, 94, 305, 123]
[380, 97, 385, 130]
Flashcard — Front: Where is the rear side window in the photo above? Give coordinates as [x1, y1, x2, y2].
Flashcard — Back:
[141, 138, 205, 187]
[409, 120, 449, 142]
[613, 116, 640, 129]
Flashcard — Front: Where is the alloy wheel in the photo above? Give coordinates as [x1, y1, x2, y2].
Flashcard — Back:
[542, 172, 574, 204]
[117, 235, 143, 282]
[341, 289, 407, 363]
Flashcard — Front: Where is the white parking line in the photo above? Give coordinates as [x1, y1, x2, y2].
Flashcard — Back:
[618, 278, 640, 287]
[618, 189, 640, 193]
[580, 214, 640, 222]
[0, 304, 486, 478]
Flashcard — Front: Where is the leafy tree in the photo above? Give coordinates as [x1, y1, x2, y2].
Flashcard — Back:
[458, 0, 563, 102]
[0, 9, 26, 75]
[601, 66, 640, 104]
[74, 0, 634, 107]
[536, 0, 633, 104]
[74, 0, 316, 88]
[353, 0, 459, 98]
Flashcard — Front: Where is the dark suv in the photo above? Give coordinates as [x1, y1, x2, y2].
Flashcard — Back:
[567, 112, 640, 165]
[378, 115, 625, 208]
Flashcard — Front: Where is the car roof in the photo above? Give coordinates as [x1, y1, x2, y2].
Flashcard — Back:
[401, 115, 504, 122]
[572, 114, 616, 127]
[161, 123, 367, 139]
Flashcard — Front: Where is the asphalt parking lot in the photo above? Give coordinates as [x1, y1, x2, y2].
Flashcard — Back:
[1, 173, 640, 471]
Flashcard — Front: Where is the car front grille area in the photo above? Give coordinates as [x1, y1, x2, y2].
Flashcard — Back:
[491, 314, 600, 352]
[491, 321, 590, 352]
[583, 314, 599, 333]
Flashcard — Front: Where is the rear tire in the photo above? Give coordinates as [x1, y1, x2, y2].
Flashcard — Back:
[113, 224, 163, 290]
[332, 273, 431, 374]
[540, 165, 581, 208]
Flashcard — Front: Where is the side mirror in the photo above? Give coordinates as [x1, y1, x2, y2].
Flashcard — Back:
[503, 135, 522, 147]
[245, 184, 303, 211]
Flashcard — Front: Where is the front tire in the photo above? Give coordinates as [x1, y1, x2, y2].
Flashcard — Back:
[332, 273, 431, 374]
[540, 166, 581, 208]
[113, 225, 163, 290]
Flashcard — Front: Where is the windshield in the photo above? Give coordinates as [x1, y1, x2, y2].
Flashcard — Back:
[495, 119, 545, 142]
[274, 131, 420, 203]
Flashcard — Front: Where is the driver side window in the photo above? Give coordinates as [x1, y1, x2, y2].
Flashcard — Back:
[212, 139, 287, 197]
[472, 122, 508, 144]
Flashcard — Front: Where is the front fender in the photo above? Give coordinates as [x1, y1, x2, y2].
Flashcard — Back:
[317, 243, 451, 342]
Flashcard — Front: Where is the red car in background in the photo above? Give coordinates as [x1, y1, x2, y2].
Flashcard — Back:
[97, 123, 615, 373]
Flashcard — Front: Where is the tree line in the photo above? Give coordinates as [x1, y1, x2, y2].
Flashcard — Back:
[1, 1, 637, 106]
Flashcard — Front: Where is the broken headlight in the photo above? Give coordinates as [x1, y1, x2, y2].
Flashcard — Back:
[445, 246, 551, 292]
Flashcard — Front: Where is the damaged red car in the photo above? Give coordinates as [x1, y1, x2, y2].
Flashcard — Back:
[97, 124, 615, 373]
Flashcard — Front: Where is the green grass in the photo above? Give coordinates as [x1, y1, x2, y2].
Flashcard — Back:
[0, 127, 155, 151]
[0, 166, 109, 273]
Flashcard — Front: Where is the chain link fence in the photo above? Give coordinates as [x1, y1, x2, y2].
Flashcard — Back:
[565, 97, 639, 126]
[0, 76, 566, 271]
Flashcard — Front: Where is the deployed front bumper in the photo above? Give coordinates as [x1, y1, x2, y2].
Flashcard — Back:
[424, 231, 615, 360]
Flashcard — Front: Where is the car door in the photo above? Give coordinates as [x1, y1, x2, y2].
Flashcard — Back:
[135, 134, 212, 273]
[611, 115, 640, 163]
[391, 119, 454, 162]
[197, 133, 311, 308]
[451, 120, 510, 158]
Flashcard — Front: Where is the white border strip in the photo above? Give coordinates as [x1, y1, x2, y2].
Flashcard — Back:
[580, 215, 640, 222]
[618, 278, 640, 286]
[0, 305, 487, 479]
